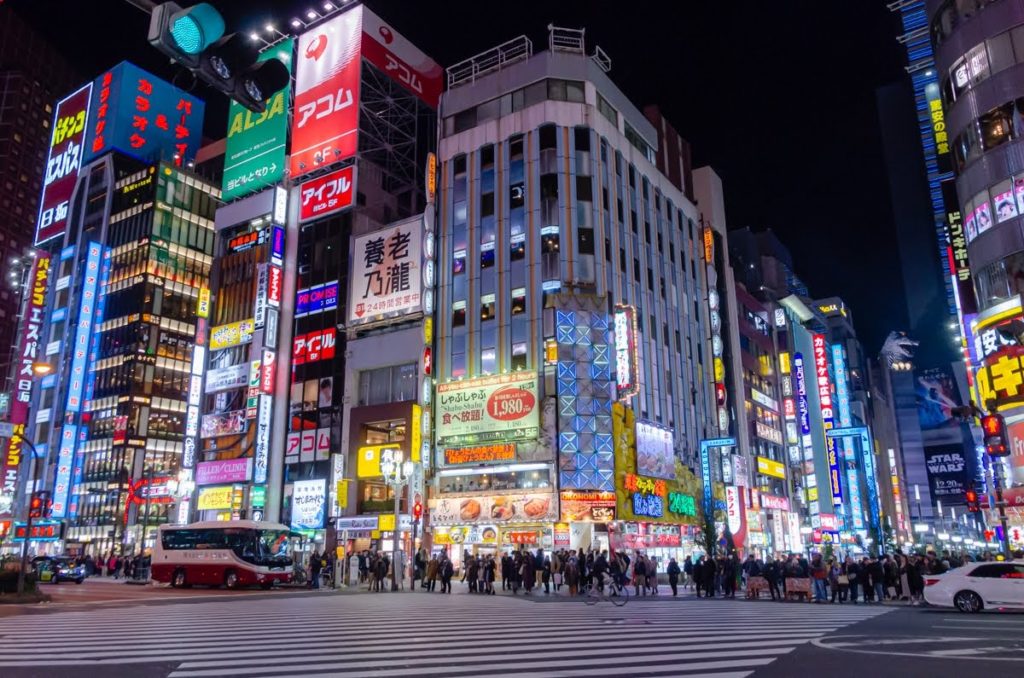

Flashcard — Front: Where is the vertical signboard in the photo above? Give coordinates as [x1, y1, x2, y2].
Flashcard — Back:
[291, 11, 362, 178]
[813, 334, 842, 509]
[35, 83, 92, 246]
[51, 424, 78, 519]
[614, 305, 639, 400]
[66, 244, 102, 413]
[254, 394, 272, 484]
[0, 254, 51, 512]
[291, 478, 326, 529]
[222, 38, 294, 201]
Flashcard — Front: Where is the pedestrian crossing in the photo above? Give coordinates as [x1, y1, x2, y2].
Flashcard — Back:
[0, 593, 892, 677]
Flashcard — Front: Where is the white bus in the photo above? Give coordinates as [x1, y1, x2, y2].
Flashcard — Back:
[152, 520, 295, 589]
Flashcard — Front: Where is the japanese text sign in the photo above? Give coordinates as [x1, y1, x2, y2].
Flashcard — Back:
[35, 84, 92, 245]
[349, 220, 422, 323]
[299, 165, 355, 222]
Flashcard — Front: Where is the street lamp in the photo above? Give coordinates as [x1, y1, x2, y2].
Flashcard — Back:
[379, 449, 413, 592]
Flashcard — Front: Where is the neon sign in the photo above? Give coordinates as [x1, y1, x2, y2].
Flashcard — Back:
[614, 305, 639, 399]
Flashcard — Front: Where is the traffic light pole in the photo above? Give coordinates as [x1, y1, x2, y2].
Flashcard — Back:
[15, 438, 40, 597]
[990, 458, 1012, 559]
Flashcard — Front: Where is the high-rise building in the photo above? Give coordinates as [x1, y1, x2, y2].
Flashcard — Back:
[14, 61, 207, 555]
[925, 0, 1024, 532]
[0, 7, 76, 365]
[431, 27, 719, 564]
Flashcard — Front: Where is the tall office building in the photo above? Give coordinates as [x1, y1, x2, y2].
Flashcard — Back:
[0, 7, 76, 365]
[19, 62, 207, 555]
[925, 0, 1024, 531]
[431, 27, 720, 565]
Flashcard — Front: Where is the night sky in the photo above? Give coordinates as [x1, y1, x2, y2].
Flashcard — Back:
[11, 0, 914, 353]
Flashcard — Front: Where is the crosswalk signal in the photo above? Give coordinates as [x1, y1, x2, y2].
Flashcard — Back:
[965, 487, 980, 513]
[28, 491, 50, 519]
[148, 2, 289, 113]
[981, 413, 1010, 457]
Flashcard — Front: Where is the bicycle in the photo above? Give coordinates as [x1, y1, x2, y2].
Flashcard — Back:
[584, 573, 629, 607]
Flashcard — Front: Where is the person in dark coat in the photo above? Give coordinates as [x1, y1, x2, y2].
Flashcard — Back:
[521, 551, 536, 594]
[702, 555, 717, 598]
[693, 556, 705, 597]
[310, 551, 323, 590]
[764, 557, 781, 601]
[501, 554, 512, 590]
[683, 556, 694, 590]
[722, 555, 738, 598]
[667, 558, 681, 596]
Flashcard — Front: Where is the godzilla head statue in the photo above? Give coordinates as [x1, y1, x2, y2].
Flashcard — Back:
[881, 331, 919, 368]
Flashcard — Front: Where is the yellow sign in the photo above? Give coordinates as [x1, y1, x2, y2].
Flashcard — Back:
[196, 486, 234, 511]
[410, 404, 422, 462]
[336, 480, 349, 510]
[703, 226, 714, 262]
[425, 152, 437, 203]
[756, 456, 786, 480]
[714, 357, 724, 382]
[423, 316, 433, 344]
[196, 288, 211, 318]
[378, 514, 396, 531]
[356, 444, 401, 478]
[807, 486, 819, 502]
[779, 352, 791, 375]
[209, 318, 254, 350]
[371, 530, 381, 540]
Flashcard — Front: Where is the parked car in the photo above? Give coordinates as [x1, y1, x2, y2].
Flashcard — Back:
[31, 556, 85, 584]
[923, 560, 1024, 612]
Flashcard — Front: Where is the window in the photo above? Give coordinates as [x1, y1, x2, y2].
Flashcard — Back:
[480, 294, 496, 321]
[511, 342, 528, 370]
[578, 228, 594, 255]
[597, 93, 618, 126]
[452, 301, 466, 327]
[357, 363, 418, 406]
[511, 288, 526, 315]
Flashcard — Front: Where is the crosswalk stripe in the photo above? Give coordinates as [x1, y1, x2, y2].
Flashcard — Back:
[0, 594, 891, 676]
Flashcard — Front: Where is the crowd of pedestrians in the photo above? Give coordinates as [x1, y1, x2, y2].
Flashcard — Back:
[391, 545, 1007, 603]
[68, 551, 150, 580]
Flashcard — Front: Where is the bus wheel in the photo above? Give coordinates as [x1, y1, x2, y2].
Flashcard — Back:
[172, 569, 187, 588]
[225, 570, 240, 590]
[260, 581, 274, 590]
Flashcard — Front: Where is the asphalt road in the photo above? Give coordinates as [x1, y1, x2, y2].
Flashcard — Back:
[0, 583, 1020, 677]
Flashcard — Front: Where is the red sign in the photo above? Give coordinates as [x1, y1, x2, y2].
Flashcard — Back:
[112, 415, 129, 445]
[505, 531, 538, 545]
[292, 328, 337, 366]
[759, 494, 790, 511]
[819, 513, 839, 531]
[299, 166, 355, 222]
[260, 350, 276, 394]
[268, 265, 282, 307]
[359, 7, 442, 107]
[227, 230, 261, 253]
[36, 84, 92, 245]
[291, 11, 362, 179]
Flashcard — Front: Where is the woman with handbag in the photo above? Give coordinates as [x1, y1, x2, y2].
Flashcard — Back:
[830, 558, 848, 603]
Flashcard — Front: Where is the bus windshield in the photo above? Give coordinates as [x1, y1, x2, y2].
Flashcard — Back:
[256, 529, 291, 562]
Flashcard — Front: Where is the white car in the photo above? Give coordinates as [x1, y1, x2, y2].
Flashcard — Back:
[924, 560, 1024, 612]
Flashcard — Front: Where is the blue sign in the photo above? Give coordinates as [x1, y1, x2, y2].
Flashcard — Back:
[699, 437, 735, 516]
[83, 61, 204, 165]
[633, 492, 664, 518]
[295, 281, 339, 317]
[66, 243, 102, 414]
[794, 353, 811, 450]
[271, 225, 285, 266]
[831, 344, 852, 428]
[51, 424, 78, 519]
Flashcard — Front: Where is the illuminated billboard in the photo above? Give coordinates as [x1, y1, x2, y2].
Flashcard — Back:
[290, 7, 442, 179]
[222, 38, 294, 201]
[299, 165, 356, 222]
[813, 334, 843, 508]
[436, 373, 539, 446]
[84, 62, 204, 165]
[614, 305, 639, 399]
[349, 219, 422, 324]
[35, 83, 92, 246]
[291, 10, 362, 178]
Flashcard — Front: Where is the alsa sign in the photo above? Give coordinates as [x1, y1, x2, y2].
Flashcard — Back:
[299, 166, 355, 222]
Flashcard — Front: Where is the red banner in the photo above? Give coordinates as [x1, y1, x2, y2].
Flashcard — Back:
[291, 11, 362, 179]
[360, 7, 442, 107]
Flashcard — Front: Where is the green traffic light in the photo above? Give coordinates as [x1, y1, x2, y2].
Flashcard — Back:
[170, 2, 225, 55]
